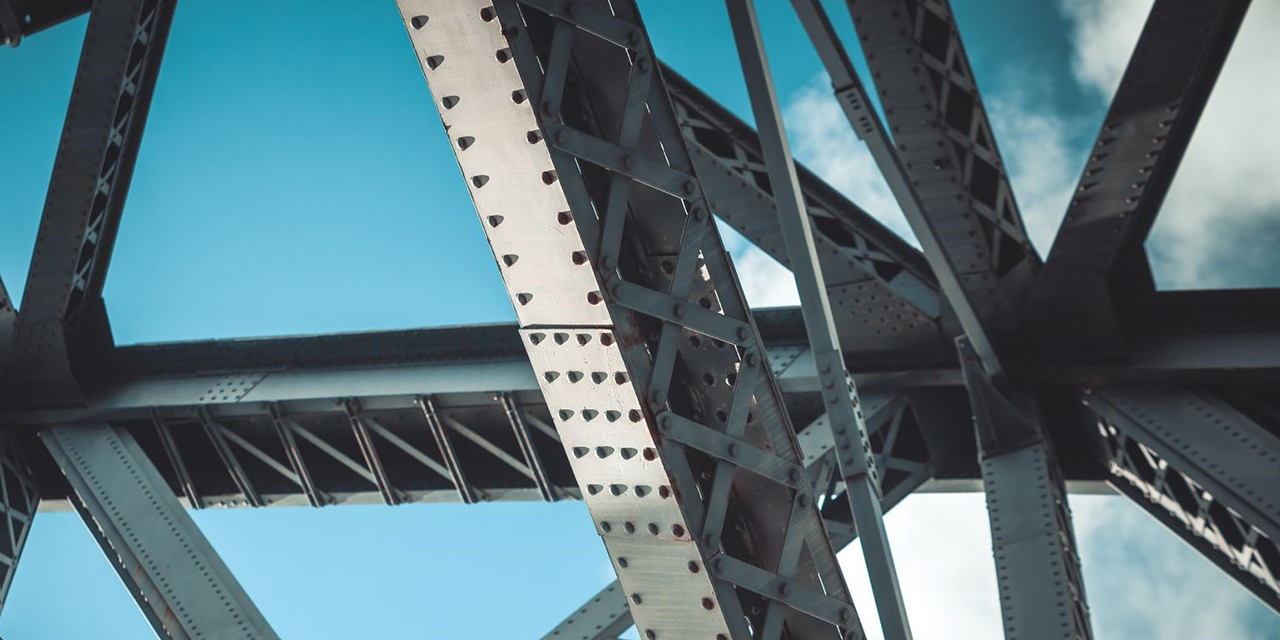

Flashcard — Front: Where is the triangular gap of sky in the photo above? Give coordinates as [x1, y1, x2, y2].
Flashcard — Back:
[2, 1, 1279, 639]
[1144, 0, 1280, 291]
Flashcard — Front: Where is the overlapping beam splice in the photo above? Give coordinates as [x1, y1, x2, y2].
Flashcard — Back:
[848, 0, 1039, 339]
[4, 0, 175, 405]
[1028, 0, 1252, 349]
[41, 424, 279, 639]
[1086, 386, 1280, 613]
[397, 1, 863, 636]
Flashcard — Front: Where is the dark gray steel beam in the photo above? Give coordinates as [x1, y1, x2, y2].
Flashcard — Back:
[958, 340, 1094, 639]
[792, 0, 1000, 378]
[4, 0, 175, 406]
[664, 66, 950, 366]
[0, 276, 14, 360]
[41, 423, 279, 639]
[726, 0, 912, 636]
[399, 1, 863, 636]
[1084, 385, 1280, 613]
[0, 433, 38, 616]
[1027, 0, 1253, 351]
[804, 0, 1096, 633]
[0, 0, 90, 46]
[846, 0, 1039, 342]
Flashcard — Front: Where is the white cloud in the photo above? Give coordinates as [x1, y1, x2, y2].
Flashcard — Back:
[1060, 0, 1280, 289]
[984, 80, 1080, 255]
[839, 493, 1001, 640]
[784, 76, 917, 245]
[716, 220, 800, 308]
[1072, 495, 1277, 640]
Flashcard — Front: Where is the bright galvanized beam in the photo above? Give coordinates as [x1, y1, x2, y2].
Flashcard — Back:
[398, 1, 863, 636]
[1028, 0, 1252, 349]
[41, 423, 279, 639]
[725, 0, 913, 636]
[4, 0, 175, 405]
[1085, 385, 1280, 613]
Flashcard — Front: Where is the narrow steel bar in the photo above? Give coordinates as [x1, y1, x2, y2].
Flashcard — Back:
[40, 424, 279, 639]
[198, 408, 264, 508]
[344, 400, 403, 505]
[500, 392, 556, 502]
[418, 395, 483, 504]
[725, 1, 913, 637]
[151, 408, 202, 508]
[791, 0, 1003, 377]
[269, 403, 329, 507]
[360, 415, 457, 487]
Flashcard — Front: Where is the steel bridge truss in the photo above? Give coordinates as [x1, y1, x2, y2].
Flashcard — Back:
[0, 0, 1277, 638]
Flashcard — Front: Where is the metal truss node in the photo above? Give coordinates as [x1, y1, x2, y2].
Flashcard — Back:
[0, 0, 1276, 636]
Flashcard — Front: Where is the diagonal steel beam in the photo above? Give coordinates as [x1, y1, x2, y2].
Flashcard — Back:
[725, 0, 913, 636]
[543, 394, 935, 639]
[398, 1, 864, 636]
[40, 423, 279, 639]
[663, 65, 949, 365]
[1085, 385, 1280, 613]
[1027, 0, 1252, 350]
[792, 0, 1000, 377]
[846, 0, 1039, 344]
[4, 0, 176, 405]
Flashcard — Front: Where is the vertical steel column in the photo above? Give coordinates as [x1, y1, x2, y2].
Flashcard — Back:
[0, 434, 38, 615]
[958, 340, 1093, 640]
[41, 424, 279, 640]
[724, 2, 913, 638]
[398, 1, 863, 637]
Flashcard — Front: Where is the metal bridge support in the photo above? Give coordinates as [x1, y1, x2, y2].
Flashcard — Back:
[398, 1, 863, 637]
[41, 424, 279, 640]
[3, 0, 176, 405]
[725, 0, 912, 636]
[0, 434, 39, 615]
[958, 340, 1093, 639]
[542, 396, 936, 639]
[1086, 386, 1280, 612]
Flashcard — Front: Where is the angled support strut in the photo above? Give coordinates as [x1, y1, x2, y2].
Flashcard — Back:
[41, 424, 279, 640]
[725, 1, 913, 638]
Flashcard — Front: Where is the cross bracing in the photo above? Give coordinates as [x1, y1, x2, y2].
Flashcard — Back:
[1, 0, 1277, 637]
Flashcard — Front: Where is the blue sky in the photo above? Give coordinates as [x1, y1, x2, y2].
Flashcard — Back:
[2, 0, 1278, 638]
